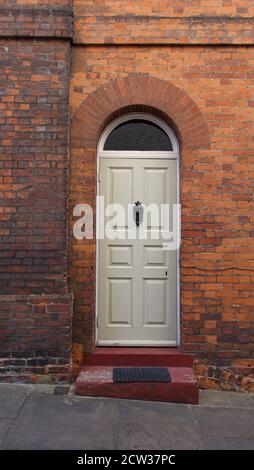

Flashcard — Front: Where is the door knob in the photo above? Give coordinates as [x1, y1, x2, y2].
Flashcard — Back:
[133, 201, 143, 226]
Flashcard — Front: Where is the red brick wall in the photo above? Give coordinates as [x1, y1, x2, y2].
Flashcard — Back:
[68, 1, 254, 392]
[74, 1, 254, 44]
[73, 0, 254, 16]
[0, 38, 70, 295]
[0, 1, 73, 382]
[0, 294, 72, 382]
[0, 2, 72, 38]
[70, 44, 254, 390]
[1, 1, 254, 390]
[1, 1, 71, 6]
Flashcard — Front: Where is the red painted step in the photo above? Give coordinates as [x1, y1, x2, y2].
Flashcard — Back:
[84, 347, 193, 368]
[75, 366, 199, 404]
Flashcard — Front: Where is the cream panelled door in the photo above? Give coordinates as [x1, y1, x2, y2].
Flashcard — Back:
[98, 158, 177, 346]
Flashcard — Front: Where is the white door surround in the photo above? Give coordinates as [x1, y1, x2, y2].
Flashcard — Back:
[96, 113, 180, 347]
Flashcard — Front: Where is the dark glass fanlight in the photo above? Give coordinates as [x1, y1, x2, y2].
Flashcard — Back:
[104, 119, 173, 151]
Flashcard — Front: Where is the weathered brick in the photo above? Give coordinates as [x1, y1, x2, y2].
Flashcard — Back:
[0, 0, 253, 390]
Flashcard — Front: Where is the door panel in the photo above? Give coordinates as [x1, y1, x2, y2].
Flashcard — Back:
[144, 168, 167, 205]
[98, 158, 177, 345]
[109, 167, 133, 229]
[107, 278, 133, 325]
[143, 279, 167, 325]
[144, 246, 166, 266]
[108, 245, 133, 266]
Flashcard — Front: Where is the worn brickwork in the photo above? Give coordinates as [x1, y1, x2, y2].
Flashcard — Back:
[0, 2, 73, 382]
[74, 16, 254, 45]
[1, 1, 254, 390]
[0, 38, 70, 295]
[74, 0, 254, 44]
[0, 4, 72, 38]
[0, 1, 71, 6]
[0, 294, 72, 382]
[73, 0, 254, 16]
[70, 44, 254, 390]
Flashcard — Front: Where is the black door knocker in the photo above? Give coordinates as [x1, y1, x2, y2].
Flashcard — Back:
[133, 201, 143, 227]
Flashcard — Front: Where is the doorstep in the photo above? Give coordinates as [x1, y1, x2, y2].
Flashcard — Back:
[75, 348, 199, 404]
[75, 366, 199, 404]
[83, 347, 193, 367]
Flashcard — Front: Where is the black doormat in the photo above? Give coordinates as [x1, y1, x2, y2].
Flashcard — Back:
[113, 367, 171, 383]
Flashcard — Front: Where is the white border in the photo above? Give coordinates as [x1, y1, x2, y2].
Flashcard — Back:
[96, 113, 180, 347]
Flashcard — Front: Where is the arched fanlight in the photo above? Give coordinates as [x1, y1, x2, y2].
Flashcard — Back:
[98, 113, 179, 158]
[104, 119, 173, 151]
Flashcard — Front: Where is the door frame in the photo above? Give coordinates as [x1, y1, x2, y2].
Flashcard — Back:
[95, 113, 180, 347]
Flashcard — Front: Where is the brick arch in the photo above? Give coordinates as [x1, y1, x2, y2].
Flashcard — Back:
[71, 75, 210, 150]
[70, 75, 210, 366]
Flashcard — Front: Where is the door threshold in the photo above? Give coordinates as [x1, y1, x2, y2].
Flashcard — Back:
[97, 341, 178, 347]
[93, 346, 181, 353]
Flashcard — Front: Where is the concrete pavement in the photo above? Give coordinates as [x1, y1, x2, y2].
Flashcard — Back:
[0, 383, 253, 450]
